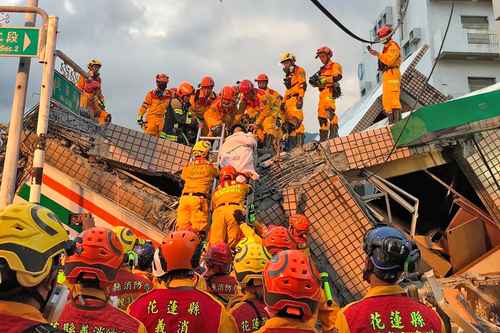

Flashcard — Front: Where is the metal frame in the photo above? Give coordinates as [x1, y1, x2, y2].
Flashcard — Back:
[363, 171, 420, 236]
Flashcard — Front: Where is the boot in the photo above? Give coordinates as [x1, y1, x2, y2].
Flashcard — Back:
[329, 125, 339, 139]
[393, 109, 401, 123]
[263, 134, 276, 155]
[319, 130, 329, 142]
[296, 134, 304, 147]
[287, 136, 297, 151]
[387, 112, 394, 124]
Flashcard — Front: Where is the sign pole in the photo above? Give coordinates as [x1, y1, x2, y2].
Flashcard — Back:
[0, 0, 38, 209]
[29, 15, 57, 203]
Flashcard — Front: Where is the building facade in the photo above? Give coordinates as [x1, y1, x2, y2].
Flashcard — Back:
[357, 0, 500, 99]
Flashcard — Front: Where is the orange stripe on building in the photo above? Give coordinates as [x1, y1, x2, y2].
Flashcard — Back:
[43, 174, 156, 244]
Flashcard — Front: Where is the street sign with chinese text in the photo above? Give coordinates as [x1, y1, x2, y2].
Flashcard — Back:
[52, 71, 80, 113]
[0, 26, 39, 57]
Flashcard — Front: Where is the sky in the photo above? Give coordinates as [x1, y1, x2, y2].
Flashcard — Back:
[0, 0, 387, 133]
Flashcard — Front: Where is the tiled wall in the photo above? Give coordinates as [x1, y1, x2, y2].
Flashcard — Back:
[22, 133, 178, 231]
[90, 124, 192, 175]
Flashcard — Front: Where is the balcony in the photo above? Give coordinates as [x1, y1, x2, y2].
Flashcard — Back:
[440, 30, 500, 60]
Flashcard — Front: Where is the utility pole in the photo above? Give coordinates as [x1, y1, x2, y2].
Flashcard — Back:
[0, 0, 39, 208]
[29, 15, 58, 203]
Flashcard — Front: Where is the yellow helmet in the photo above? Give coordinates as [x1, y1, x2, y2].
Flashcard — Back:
[234, 238, 271, 287]
[192, 140, 211, 158]
[0, 203, 69, 287]
[280, 52, 296, 63]
[88, 59, 102, 67]
[113, 226, 138, 253]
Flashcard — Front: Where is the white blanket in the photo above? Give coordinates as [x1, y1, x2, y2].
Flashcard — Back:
[218, 132, 259, 180]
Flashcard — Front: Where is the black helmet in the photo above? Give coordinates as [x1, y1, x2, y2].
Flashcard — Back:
[363, 225, 420, 282]
[135, 241, 155, 272]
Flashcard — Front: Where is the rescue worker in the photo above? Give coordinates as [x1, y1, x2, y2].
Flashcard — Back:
[203, 243, 239, 304]
[280, 52, 307, 149]
[0, 203, 69, 333]
[229, 238, 271, 333]
[288, 213, 310, 249]
[57, 227, 147, 333]
[137, 73, 173, 137]
[110, 227, 153, 311]
[335, 225, 445, 333]
[204, 86, 239, 136]
[256, 250, 321, 332]
[162, 81, 196, 144]
[254, 74, 283, 153]
[209, 165, 250, 249]
[176, 140, 218, 235]
[190, 76, 217, 129]
[77, 59, 111, 125]
[368, 25, 402, 124]
[128, 230, 238, 333]
[310, 46, 343, 141]
[238, 80, 264, 130]
[262, 225, 297, 256]
[261, 225, 339, 333]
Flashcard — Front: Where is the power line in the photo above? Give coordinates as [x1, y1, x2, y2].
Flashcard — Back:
[309, 0, 410, 44]
[367, 0, 456, 179]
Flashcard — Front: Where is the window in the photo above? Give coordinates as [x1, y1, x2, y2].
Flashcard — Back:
[461, 16, 489, 30]
[361, 88, 367, 97]
[468, 77, 496, 92]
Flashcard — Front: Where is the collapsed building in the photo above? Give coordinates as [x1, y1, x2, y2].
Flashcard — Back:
[0, 45, 499, 331]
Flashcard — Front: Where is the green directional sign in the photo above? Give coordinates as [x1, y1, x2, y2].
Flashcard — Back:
[52, 71, 81, 113]
[0, 26, 40, 57]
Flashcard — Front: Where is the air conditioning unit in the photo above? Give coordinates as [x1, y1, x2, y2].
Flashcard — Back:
[409, 28, 422, 44]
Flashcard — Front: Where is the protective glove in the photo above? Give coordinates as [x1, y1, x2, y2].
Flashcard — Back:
[137, 115, 144, 126]
[233, 209, 246, 225]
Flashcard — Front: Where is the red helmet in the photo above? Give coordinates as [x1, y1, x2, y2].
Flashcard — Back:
[255, 74, 269, 82]
[205, 243, 233, 274]
[315, 46, 333, 58]
[238, 80, 254, 95]
[155, 73, 169, 83]
[220, 165, 237, 182]
[64, 227, 124, 289]
[262, 226, 297, 255]
[159, 230, 201, 273]
[377, 25, 392, 39]
[177, 81, 194, 97]
[289, 214, 310, 234]
[200, 76, 215, 88]
[220, 86, 237, 101]
[263, 250, 321, 319]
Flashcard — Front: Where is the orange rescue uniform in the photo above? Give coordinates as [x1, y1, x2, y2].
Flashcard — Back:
[209, 181, 250, 249]
[176, 158, 218, 233]
[76, 74, 110, 125]
[204, 97, 240, 134]
[0, 301, 52, 333]
[317, 60, 342, 133]
[283, 65, 307, 138]
[335, 285, 445, 333]
[255, 88, 283, 142]
[128, 277, 238, 333]
[189, 90, 217, 128]
[109, 267, 154, 311]
[56, 288, 147, 333]
[138, 89, 173, 137]
[379, 40, 402, 114]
